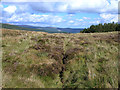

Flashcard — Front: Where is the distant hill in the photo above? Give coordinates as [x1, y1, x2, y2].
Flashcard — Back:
[1, 23, 65, 33]
[1, 23, 44, 32]
[18, 25, 84, 33]
[1, 23, 84, 33]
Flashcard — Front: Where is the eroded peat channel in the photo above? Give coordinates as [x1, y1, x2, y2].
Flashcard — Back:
[2, 29, 119, 88]
[31, 35, 82, 86]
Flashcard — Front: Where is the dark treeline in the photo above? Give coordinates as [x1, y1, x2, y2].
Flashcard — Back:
[80, 22, 120, 33]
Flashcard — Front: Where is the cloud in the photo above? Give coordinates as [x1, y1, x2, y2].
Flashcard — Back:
[76, 19, 83, 21]
[119, 1, 120, 14]
[102, 0, 118, 14]
[2, 5, 17, 18]
[100, 13, 118, 23]
[83, 17, 91, 20]
[2, 0, 63, 2]
[28, 0, 116, 14]
[67, 14, 74, 17]
[4, 12, 64, 24]
[0, 4, 3, 17]
[1, 0, 119, 28]
[90, 20, 100, 24]
[3, 5, 17, 14]
[16, 4, 32, 14]
[2, 0, 118, 14]
[0, 3, 3, 9]
[69, 20, 74, 23]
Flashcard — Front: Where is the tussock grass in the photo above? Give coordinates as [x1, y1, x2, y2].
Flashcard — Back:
[2, 29, 119, 88]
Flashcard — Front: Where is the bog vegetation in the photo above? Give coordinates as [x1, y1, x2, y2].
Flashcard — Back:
[2, 28, 119, 88]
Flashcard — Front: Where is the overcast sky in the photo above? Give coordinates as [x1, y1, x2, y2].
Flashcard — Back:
[0, 0, 119, 28]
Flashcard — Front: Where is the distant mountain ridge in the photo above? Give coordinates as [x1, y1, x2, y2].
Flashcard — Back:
[1, 23, 84, 33]
[18, 25, 84, 33]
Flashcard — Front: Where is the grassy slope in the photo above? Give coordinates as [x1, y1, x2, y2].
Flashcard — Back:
[2, 28, 119, 88]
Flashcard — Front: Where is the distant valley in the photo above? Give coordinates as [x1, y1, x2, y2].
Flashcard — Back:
[1, 23, 84, 33]
[17, 25, 84, 33]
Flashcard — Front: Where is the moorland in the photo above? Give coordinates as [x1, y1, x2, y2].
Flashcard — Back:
[2, 25, 119, 88]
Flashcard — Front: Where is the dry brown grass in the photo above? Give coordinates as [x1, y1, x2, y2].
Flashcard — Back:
[2, 29, 119, 88]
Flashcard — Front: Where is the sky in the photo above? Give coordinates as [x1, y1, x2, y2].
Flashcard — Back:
[0, 0, 119, 28]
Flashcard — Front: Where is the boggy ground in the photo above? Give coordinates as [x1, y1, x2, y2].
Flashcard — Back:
[2, 29, 119, 88]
